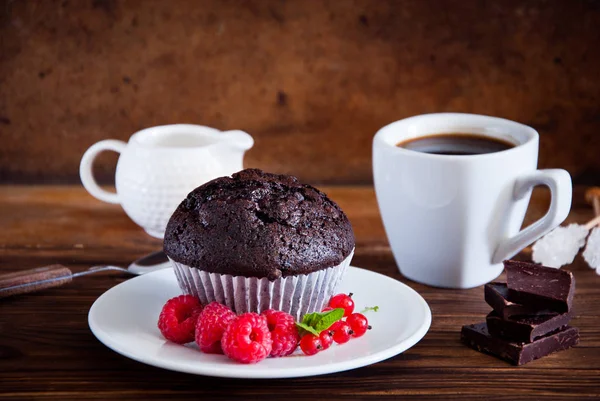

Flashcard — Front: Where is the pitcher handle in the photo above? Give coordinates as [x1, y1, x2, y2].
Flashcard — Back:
[79, 140, 126, 204]
[492, 169, 572, 263]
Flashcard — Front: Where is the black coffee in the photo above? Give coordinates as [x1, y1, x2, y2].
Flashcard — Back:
[396, 133, 515, 155]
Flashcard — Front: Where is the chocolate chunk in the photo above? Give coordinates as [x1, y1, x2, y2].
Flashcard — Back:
[484, 282, 543, 319]
[505, 260, 575, 313]
[461, 323, 579, 365]
[507, 288, 574, 314]
[486, 311, 572, 343]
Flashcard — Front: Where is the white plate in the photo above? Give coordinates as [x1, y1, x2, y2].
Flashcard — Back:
[88, 266, 431, 379]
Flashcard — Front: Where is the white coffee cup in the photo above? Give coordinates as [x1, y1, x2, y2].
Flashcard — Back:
[373, 113, 572, 289]
[80, 124, 254, 239]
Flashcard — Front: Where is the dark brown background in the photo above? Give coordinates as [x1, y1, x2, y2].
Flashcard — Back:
[1, 0, 599, 185]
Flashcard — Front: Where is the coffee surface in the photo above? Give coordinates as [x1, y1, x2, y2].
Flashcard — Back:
[397, 133, 515, 155]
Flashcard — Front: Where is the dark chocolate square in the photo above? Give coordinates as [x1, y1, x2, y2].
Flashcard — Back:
[504, 260, 575, 313]
[486, 310, 572, 343]
[461, 322, 579, 366]
[484, 282, 542, 319]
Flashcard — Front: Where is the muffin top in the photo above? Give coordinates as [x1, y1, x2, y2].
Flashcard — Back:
[163, 169, 355, 280]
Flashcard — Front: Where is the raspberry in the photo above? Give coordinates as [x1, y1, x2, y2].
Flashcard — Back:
[222, 313, 273, 364]
[262, 309, 300, 357]
[157, 295, 203, 344]
[195, 302, 236, 354]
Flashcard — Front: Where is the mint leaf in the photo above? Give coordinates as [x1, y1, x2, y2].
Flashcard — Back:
[295, 322, 319, 336]
[314, 308, 344, 332]
[301, 312, 319, 327]
[298, 308, 345, 335]
[360, 306, 379, 313]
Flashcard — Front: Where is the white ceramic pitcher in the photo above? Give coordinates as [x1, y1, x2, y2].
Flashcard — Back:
[80, 124, 254, 238]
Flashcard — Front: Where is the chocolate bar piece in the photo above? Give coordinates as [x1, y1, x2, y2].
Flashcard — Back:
[484, 283, 544, 319]
[461, 322, 579, 365]
[505, 260, 575, 313]
[486, 311, 572, 343]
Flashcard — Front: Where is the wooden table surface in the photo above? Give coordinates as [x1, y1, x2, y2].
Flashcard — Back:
[1, 186, 599, 400]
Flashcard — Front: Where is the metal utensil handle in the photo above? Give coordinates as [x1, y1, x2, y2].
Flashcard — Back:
[0, 265, 73, 299]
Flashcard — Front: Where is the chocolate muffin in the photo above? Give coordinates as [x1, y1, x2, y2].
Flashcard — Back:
[164, 169, 355, 319]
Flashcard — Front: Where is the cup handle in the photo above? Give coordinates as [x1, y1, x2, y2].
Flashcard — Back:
[79, 140, 126, 204]
[491, 169, 572, 264]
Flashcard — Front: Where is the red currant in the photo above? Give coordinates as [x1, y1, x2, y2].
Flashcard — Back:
[328, 293, 355, 317]
[319, 330, 333, 350]
[330, 320, 353, 344]
[321, 306, 334, 312]
[300, 334, 322, 356]
[346, 313, 371, 337]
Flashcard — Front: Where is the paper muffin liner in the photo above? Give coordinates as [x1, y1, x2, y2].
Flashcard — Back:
[170, 249, 353, 321]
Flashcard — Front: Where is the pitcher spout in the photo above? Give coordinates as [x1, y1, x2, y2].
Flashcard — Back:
[220, 130, 254, 151]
